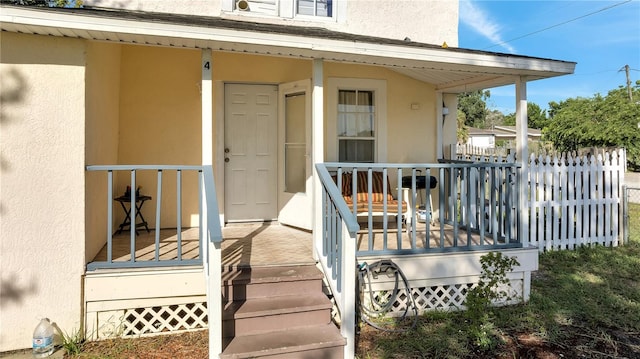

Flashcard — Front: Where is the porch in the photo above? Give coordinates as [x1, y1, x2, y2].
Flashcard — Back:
[83, 160, 534, 359]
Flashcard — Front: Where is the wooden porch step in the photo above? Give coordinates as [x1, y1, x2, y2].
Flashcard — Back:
[222, 292, 333, 337]
[221, 264, 345, 359]
[221, 264, 324, 301]
[220, 323, 345, 359]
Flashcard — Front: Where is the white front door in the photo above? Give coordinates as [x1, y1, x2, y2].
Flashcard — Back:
[224, 83, 278, 222]
[277, 80, 312, 230]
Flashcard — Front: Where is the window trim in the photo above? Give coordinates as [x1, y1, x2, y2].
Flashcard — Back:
[327, 78, 387, 163]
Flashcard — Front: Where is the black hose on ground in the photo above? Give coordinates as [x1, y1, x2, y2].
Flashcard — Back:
[357, 259, 419, 332]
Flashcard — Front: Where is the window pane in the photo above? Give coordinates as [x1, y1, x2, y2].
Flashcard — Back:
[297, 0, 332, 17]
[357, 113, 374, 137]
[285, 145, 306, 193]
[358, 91, 374, 112]
[285, 93, 305, 143]
[338, 113, 357, 137]
[338, 90, 357, 112]
[338, 139, 374, 162]
[285, 92, 306, 193]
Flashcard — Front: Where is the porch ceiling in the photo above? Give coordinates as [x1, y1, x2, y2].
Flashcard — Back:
[0, 5, 576, 92]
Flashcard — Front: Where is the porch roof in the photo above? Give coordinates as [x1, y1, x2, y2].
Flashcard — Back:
[0, 4, 576, 91]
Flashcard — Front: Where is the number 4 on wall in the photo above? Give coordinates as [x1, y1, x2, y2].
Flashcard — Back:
[204, 61, 210, 70]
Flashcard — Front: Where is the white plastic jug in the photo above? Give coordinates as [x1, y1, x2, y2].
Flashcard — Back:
[32, 318, 54, 358]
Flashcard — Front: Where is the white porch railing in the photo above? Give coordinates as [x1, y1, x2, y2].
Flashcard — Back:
[85, 165, 223, 270]
[319, 162, 523, 256]
[315, 164, 359, 359]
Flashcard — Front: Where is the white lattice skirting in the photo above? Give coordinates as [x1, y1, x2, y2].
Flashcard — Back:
[364, 278, 525, 317]
[90, 297, 209, 339]
[123, 302, 208, 337]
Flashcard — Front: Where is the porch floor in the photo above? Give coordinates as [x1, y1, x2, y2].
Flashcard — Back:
[92, 222, 315, 268]
[356, 220, 502, 252]
[91, 221, 500, 267]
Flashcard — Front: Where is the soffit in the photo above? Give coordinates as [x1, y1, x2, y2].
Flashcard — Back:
[0, 5, 576, 92]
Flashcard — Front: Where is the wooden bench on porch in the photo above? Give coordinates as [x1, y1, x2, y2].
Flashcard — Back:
[334, 171, 408, 225]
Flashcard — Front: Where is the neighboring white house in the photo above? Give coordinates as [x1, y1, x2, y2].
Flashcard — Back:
[467, 125, 543, 149]
[0, 1, 576, 355]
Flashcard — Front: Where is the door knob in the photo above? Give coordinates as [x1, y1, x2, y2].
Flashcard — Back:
[225, 158, 230, 163]
[224, 148, 230, 153]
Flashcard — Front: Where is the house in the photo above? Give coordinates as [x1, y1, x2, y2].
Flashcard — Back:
[0, 1, 576, 357]
[466, 126, 543, 149]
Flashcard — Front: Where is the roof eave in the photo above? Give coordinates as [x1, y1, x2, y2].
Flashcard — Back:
[0, 5, 576, 90]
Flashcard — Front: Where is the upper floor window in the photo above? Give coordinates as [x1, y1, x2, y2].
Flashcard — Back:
[226, 0, 335, 19]
[297, 0, 333, 17]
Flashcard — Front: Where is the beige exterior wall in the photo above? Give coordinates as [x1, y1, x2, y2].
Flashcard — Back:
[0, 32, 86, 351]
[85, 41, 121, 261]
[117, 45, 202, 228]
[83, 0, 459, 46]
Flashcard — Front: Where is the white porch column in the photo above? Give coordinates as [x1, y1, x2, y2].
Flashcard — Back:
[515, 76, 529, 248]
[436, 92, 444, 159]
[202, 49, 223, 359]
[312, 59, 324, 259]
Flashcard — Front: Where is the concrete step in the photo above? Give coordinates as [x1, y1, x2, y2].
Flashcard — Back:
[222, 292, 333, 337]
[220, 323, 345, 359]
[221, 265, 323, 301]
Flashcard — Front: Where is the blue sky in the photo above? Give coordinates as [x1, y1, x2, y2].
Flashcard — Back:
[458, 0, 640, 114]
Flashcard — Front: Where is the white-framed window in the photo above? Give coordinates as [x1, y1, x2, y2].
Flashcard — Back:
[327, 78, 387, 163]
[296, 0, 333, 17]
[222, 0, 337, 19]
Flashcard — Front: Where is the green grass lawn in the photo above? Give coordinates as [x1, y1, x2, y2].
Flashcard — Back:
[356, 204, 640, 359]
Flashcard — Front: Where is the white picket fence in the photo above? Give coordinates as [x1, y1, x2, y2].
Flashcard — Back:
[453, 146, 626, 251]
[528, 150, 625, 251]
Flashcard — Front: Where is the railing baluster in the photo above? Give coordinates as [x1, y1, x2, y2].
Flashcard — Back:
[198, 170, 203, 261]
[396, 169, 402, 249]
[466, 167, 472, 249]
[382, 167, 388, 251]
[155, 170, 163, 262]
[451, 168, 458, 248]
[425, 168, 432, 248]
[410, 168, 417, 248]
[177, 170, 182, 261]
[336, 204, 342, 292]
[107, 170, 113, 263]
[130, 169, 136, 263]
[367, 169, 373, 249]
[439, 167, 445, 246]
[479, 167, 486, 246]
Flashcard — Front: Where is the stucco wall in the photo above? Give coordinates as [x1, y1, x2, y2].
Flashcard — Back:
[117, 45, 203, 227]
[340, 0, 458, 46]
[85, 41, 122, 261]
[0, 32, 86, 351]
[83, 0, 459, 46]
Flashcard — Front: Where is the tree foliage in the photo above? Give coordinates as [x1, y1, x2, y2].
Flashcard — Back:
[544, 83, 640, 168]
[458, 90, 490, 128]
[502, 102, 547, 129]
[457, 109, 469, 144]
